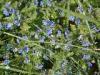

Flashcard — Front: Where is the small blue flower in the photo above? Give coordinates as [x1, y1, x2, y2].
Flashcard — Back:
[96, 29, 100, 33]
[75, 18, 80, 25]
[18, 49, 23, 55]
[3, 9, 10, 16]
[69, 16, 75, 22]
[5, 2, 11, 8]
[40, 1, 44, 6]
[64, 42, 72, 51]
[3, 59, 10, 65]
[0, 23, 3, 30]
[64, 28, 70, 37]
[47, 29, 52, 36]
[42, 20, 55, 27]
[39, 36, 45, 43]
[77, 5, 83, 13]
[82, 41, 91, 47]
[42, 20, 48, 25]
[57, 30, 61, 37]
[46, 0, 52, 6]
[61, 60, 67, 69]
[82, 54, 90, 60]
[34, 0, 38, 6]
[9, 8, 16, 14]
[22, 35, 28, 40]
[5, 23, 12, 30]
[24, 56, 30, 64]
[43, 55, 49, 60]
[16, 38, 20, 44]
[48, 21, 55, 27]
[35, 64, 43, 69]
[14, 19, 20, 26]
[87, 62, 92, 68]
[91, 25, 100, 33]
[23, 45, 29, 53]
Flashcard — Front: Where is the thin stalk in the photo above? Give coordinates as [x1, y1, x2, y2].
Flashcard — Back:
[0, 66, 35, 74]
[3, 32, 99, 54]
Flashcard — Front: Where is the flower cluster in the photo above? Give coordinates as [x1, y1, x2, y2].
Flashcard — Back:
[3, 2, 16, 17]
[0, 0, 99, 75]
[34, 0, 52, 7]
[42, 19, 55, 27]
[69, 16, 81, 25]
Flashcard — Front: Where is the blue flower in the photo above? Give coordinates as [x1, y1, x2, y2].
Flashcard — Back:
[61, 60, 67, 69]
[9, 8, 16, 14]
[75, 18, 80, 25]
[64, 42, 72, 51]
[81, 41, 91, 47]
[5, 2, 11, 8]
[43, 55, 49, 60]
[0, 23, 3, 30]
[23, 45, 29, 53]
[64, 28, 70, 37]
[14, 19, 20, 26]
[40, 1, 44, 6]
[24, 56, 30, 64]
[91, 25, 100, 33]
[35, 64, 43, 69]
[16, 38, 20, 44]
[69, 16, 75, 22]
[87, 62, 93, 68]
[42, 20, 55, 27]
[39, 36, 45, 43]
[34, 0, 38, 6]
[45, 0, 52, 6]
[48, 21, 55, 27]
[22, 35, 28, 40]
[57, 30, 61, 37]
[5, 23, 12, 30]
[3, 9, 10, 16]
[47, 29, 52, 36]
[77, 5, 83, 13]
[18, 49, 23, 55]
[42, 20, 48, 25]
[3, 59, 10, 65]
[82, 54, 90, 60]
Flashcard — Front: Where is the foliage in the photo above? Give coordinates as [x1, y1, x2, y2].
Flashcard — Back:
[0, 0, 100, 75]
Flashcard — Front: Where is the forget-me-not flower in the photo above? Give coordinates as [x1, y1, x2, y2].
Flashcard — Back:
[3, 9, 10, 16]
[69, 16, 75, 22]
[42, 20, 55, 27]
[5, 23, 12, 30]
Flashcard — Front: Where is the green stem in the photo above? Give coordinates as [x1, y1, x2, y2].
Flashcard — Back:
[0, 66, 35, 74]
